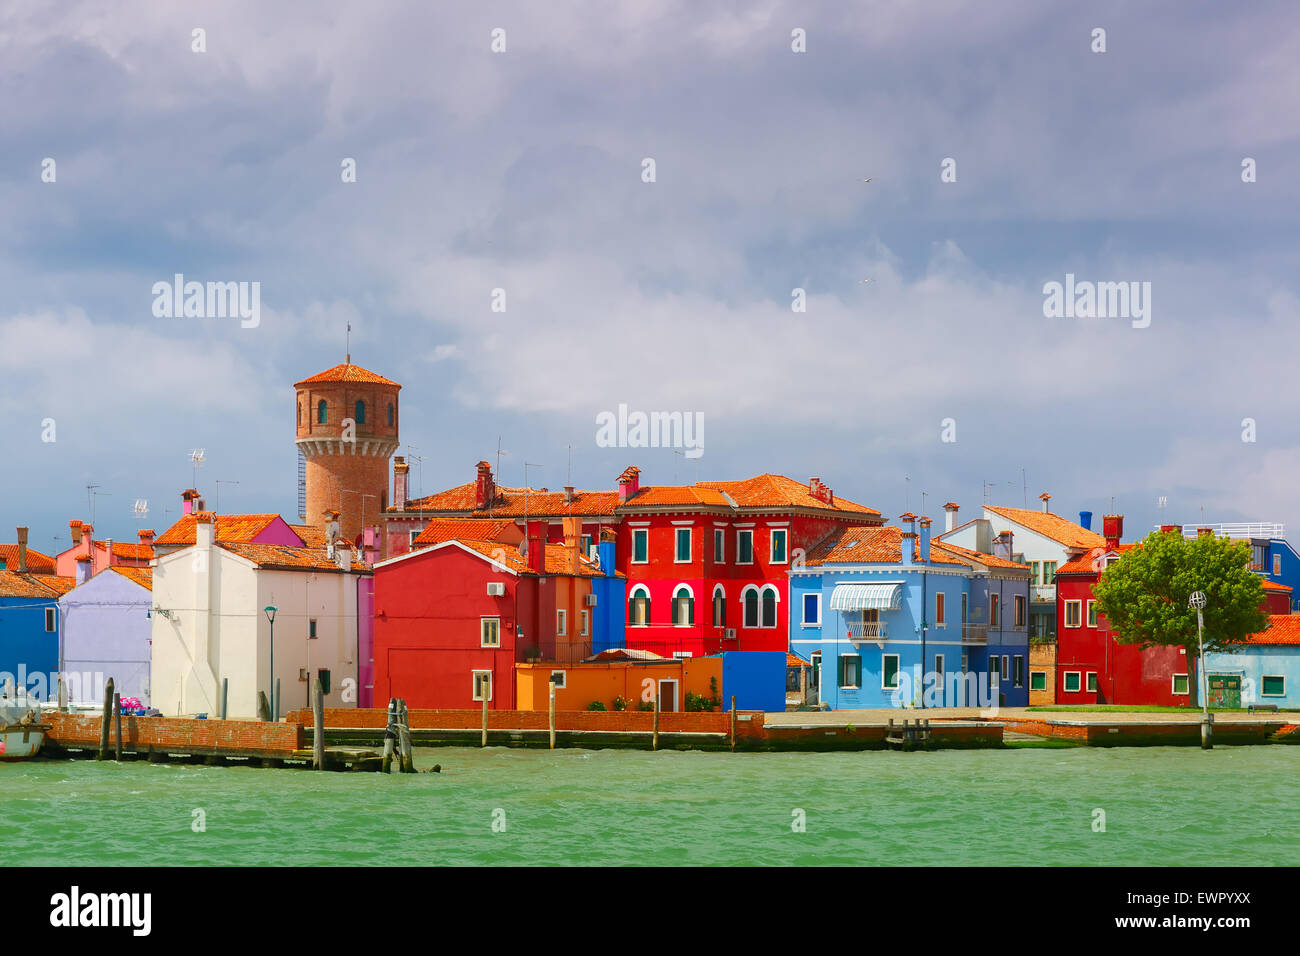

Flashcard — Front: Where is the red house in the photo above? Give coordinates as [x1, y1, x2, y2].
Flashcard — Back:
[372, 520, 610, 710]
[1055, 517, 1286, 705]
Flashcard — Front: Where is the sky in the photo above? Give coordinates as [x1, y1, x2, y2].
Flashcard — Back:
[2, 0, 1299, 558]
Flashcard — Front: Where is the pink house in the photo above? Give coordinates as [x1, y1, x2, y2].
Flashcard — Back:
[55, 520, 154, 577]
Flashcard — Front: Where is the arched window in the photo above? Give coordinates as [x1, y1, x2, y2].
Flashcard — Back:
[742, 586, 760, 628]
[355, 400, 366, 424]
[712, 585, 726, 627]
[761, 585, 779, 628]
[629, 585, 651, 627]
[317, 400, 328, 424]
[387, 403, 394, 427]
[672, 584, 694, 627]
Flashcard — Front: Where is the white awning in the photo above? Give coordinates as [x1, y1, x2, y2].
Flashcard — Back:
[829, 582, 904, 612]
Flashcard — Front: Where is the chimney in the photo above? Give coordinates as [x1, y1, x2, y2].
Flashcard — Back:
[899, 513, 917, 567]
[994, 530, 1014, 561]
[943, 502, 959, 533]
[16, 527, 28, 573]
[562, 517, 582, 573]
[195, 511, 215, 550]
[104, 538, 114, 567]
[324, 510, 341, 558]
[1079, 510, 1093, 531]
[1159, 524, 1180, 534]
[335, 539, 352, 571]
[1197, 526, 1214, 539]
[1039, 492, 1052, 513]
[182, 489, 201, 516]
[524, 519, 546, 574]
[973, 518, 993, 555]
[617, 466, 641, 503]
[1103, 514, 1123, 549]
[475, 461, 495, 509]
[918, 517, 932, 563]
[393, 457, 409, 512]
[563, 485, 575, 505]
[69, 520, 84, 547]
[363, 526, 379, 568]
[75, 554, 93, 585]
[139, 529, 155, 549]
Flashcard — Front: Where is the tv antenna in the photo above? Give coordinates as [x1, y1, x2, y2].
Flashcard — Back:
[190, 448, 206, 487]
[86, 484, 111, 525]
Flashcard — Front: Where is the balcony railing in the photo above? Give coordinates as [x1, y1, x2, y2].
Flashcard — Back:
[960, 624, 987, 644]
[1156, 522, 1285, 540]
[846, 621, 888, 641]
[1031, 584, 1056, 603]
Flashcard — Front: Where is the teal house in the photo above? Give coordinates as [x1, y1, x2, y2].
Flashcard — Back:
[1203, 614, 1300, 708]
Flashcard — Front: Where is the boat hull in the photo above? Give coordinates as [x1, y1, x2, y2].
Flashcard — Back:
[0, 725, 48, 760]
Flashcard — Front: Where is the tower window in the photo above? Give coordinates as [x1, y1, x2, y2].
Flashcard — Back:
[297, 403, 301, 426]
[355, 400, 366, 424]
[317, 400, 327, 424]
[387, 403, 394, 427]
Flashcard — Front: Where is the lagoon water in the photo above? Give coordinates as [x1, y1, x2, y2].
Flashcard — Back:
[4, 746, 1297, 866]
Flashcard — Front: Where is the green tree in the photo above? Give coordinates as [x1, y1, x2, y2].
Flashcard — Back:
[1092, 531, 1267, 707]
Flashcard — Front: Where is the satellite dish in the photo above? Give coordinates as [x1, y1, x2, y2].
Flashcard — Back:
[1189, 591, 1207, 610]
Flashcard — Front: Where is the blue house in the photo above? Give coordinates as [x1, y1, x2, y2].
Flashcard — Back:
[789, 516, 1009, 710]
[1203, 614, 1300, 708]
[590, 539, 627, 654]
[0, 570, 76, 700]
[1251, 537, 1300, 612]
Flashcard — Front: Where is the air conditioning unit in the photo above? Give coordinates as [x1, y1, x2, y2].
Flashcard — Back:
[724, 628, 738, 640]
[486, 582, 506, 597]
[585, 594, 598, 607]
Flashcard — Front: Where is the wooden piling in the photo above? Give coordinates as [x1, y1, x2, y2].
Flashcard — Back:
[548, 684, 556, 750]
[311, 679, 325, 770]
[381, 697, 396, 773]
[481, 695, 489, 748]
[652, 692, 659, 751]
[97, 677, 114, 760]
[113, 692, 123, 761]
[398, 699, 415, 773]
[730, 696, 737, 752]
[257, 691, 271, 722]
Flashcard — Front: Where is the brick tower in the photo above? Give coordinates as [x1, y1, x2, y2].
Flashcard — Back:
[294, 361, 401, 548]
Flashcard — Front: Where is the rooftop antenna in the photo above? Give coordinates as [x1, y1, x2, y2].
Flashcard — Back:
[87, 484, 111, 525]
[215, 480, 240, 514]
[905, 475, 911, 512]
[523, 462, 542, 544]
[190, 448, 206, 488]
[405, 445, 425, 502]
[132, 499, 149, 525]
[345, 322, 351, 364]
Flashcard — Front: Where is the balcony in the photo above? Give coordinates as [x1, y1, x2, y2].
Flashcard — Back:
[960, 624, 987, 644]
[846, 621, 888, 641]
[1031, 584, 1056, 603]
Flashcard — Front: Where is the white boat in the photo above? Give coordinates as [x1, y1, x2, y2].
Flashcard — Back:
[0, 696, 49, 761]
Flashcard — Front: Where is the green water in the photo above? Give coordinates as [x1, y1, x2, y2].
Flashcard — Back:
[4, 746, 1297, 866]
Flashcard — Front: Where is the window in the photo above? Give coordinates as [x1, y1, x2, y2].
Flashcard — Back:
[761, 586, 778, 628]
[675, 528, 691, 563]
[632, 529, 649, 563]
[1063, 671, 1081, 693]
[44, 608, 56, 632]
[316, 400, 328, 424]
[387, 403, 394, 427]
[672, 585, 694, 626]
[580, 610, 589, 636]
[472, 671, 493, 702]
[551, 670, 567, 689]
[1042, 560, 1057, 584]
[1064, 600, 1082, 628]
[989, 594, 1000, 627]
[737, 530, 754, 565]
[556, 609, 567, 636]
[935, 591, 946, 626]
[628, 586, 650, 626]
[1274, 554, 1283, 576]
[743, 587, 759, 628]
[1253, 544, 1267, 570]
[1030, 671, 1047, 691]
[882, 654, 900, 690]
[1172, 673, 1190, 696]
[354, 400, 366, 424]
[714, 529, 724, 563]
[481, 617, 501, 647]
[712, 587, 726, 627]
[1086, 672, 1097, 692]
[297, 403, 301, 425]
[1086, 600, 1098, 628]
[1262, 675, 1286, 697]
[1013, 655, 1024, 688]
[581, 534, 593, 558]
[934, 654, 945, 689]
[1014, 595, 1026, 627]
[770, 528, 788, 564]
[1001, 656, 1009, 680]
[838, 654, 862, 688]
[802, 593, 820, 627]
[309, 618, 318, 640]
[1027, 561, 1040, 586]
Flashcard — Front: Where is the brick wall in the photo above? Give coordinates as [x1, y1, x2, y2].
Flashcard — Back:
[1029, 642, 1057, 706]
[45, 713, 304, 756]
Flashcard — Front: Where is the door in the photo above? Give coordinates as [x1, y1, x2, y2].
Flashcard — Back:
[1207, 675, 1241, 709]
[658, 679, 679, 713]
[809, 652, 821, 706]
[934, 654, 945, 707]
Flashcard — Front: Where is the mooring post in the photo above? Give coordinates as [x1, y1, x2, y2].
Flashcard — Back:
[257, 691, 271, 722]
[57, 674, 67, 712]
[220, 677, 228, 720]
[730, 696, 737, 752]
[1202, 711, 1214, 750]
[398, 698, 415, 773]
[113, 691, 123, 761]
[312, 678, 325, 770]
[97, 677, 114, 760]
[481, 694, 489, 748]
[381, 697, 396, 773]
[652, 692, 660, 751]
[548, 682, 557, 750]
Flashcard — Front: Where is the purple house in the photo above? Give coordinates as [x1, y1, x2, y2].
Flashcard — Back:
[58, 566, 153, 706]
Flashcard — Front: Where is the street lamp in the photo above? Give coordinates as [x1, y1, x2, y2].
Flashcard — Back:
[1188, 591, 1211, 749]
[264, 604, 278, 721]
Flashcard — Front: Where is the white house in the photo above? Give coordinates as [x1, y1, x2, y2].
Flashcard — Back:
[151, 511, 370, 718]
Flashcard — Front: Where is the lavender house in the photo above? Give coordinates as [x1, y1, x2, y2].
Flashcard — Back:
[58, 566, 153, 706]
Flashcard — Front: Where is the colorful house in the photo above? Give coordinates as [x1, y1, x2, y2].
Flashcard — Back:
[151, 512, 370, 718]
[1248, 534, 1300, 612]
[789, 517, 999, 710]
[0, 547, 76, 700]
[54, 520, 154, 576]
[59, 566, 153, 706]
[1204, 614, 1300, 708]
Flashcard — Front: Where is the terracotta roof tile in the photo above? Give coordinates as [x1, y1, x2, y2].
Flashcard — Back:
[218, 543, 369, 573]
[288, 525, 327, 548]
[804, 526, 965, 566]
[396, 483, 620, 518]
[109, 566, 153, 591]
[414, 518, 521, 546]
[0, 571, 76, 598]
[984, 506, 1106, 551]
[1243, 614, 1300, 646]
[294, 363, 401, 388]
[931, 540, 1030, 571]
[618, 486, 734, 509]
[0, 545, 56, 574]
[155, 514, 287, 546]
[1262, 579, 1293, 592]
[697, 474, 881, 517]
[92, 540, 154, 560]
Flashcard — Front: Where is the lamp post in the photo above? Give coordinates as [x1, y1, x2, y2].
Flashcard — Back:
[1188, 591, 1211, 749]
[264, 605, 278, 721]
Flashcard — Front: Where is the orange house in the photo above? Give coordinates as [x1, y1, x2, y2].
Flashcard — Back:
[516, 655, 722, 713]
